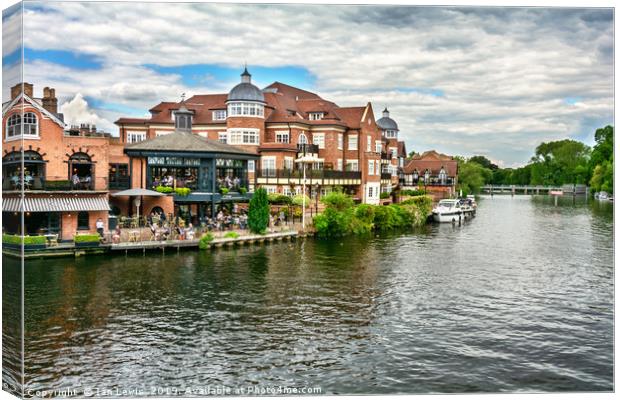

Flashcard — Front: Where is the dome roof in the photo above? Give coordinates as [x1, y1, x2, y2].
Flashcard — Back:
[227, 67, 265, 103]
[377, 108, 398, 130]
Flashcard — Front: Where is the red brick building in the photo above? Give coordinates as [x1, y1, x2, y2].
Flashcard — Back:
[2, 83, 113, 241]
[401, 150, 458, 199]
[116, 68, 408, 204]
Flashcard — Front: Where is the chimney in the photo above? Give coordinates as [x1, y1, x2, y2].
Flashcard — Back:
[11, 82, 34, 100]
[42, 86, 58, 114]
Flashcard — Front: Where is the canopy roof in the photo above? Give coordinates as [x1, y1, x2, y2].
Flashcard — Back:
[111, 188, 165, 197]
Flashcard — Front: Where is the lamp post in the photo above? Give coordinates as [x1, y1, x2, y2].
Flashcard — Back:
[295, 155, 322, 231]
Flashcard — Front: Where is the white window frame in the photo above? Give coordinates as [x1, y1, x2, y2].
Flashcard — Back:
[348, 135, 358, 151]
[6, 112, 39, 140]
[218, 132, 228, 143]
[376, 160, 381, 175]
[284, 157, 294, 170]
[338, 134, 343, 150]
[262, 185, 277, 194]
[390, 147, 398, 158]
[127, 130, 147, 143]
[298, 132, 308, 145]
[337, 159, 343, 171]
[261, 156, 276, 177]
[346, 159, 359, 172]
[212, 110, 227, 121]
[375, 140, 382, 153]
[367, 135, 371, 152]
[368, 160, 375, 176]
[313, 132, 325, 149]
[275, 131, 290, 144]
[309, 112, 324, 120]
[248, 160, 255, 172]
[227, 102, 264, 118]
[228, 128, 260, 145]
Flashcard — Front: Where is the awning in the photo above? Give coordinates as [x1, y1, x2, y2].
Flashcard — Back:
[2, 196, 110, 212]
[111, 188, 165, 197]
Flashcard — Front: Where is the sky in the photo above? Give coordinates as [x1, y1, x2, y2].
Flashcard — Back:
[2, 1, 614, 167]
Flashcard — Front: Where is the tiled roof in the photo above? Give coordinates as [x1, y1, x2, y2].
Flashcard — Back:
[404, 158, 458, 176]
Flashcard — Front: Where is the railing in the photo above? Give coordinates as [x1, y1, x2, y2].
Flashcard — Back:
[401, 176, 456, 186]
[2, 177, 96, 191]
[297, 143, 319, 154]
[257, 169, 361, 181]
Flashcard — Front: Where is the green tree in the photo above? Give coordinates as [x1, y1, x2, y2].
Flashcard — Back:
[469, 155, 498, 170]
[457, 159, 492, 195]
[248, 187, 270, 234]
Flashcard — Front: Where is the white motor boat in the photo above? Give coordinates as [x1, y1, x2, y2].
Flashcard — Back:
[432, 199, 463, 223]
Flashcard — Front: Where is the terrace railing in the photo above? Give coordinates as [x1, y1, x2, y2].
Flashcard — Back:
[257, 168, 361, 182]
[401, 176, 456, 187]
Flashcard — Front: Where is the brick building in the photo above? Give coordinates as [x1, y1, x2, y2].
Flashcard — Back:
[401, 150, 458, 199]
[2, 83, 112, 240]
[116, 68, 408, 205]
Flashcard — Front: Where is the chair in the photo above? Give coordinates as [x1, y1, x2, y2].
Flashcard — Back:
[49, 234, 59, 247]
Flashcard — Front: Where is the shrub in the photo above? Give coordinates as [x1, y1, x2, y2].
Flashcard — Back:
[74, 234, 101, 243]
[2, 234, 46, 245]
[401, 189, 426, 196]
[314, 207, 353, 237]
[224, 231, 240, 239]
[239, 187, 248, 195]
[220, 187, 230, 195]
[174, 187, 191, 197]
[321, 191, 354, 211]
[155, 185, 173, 194]
[380, 192, 391, 199]
[248, 188, 270, 234]
[199, 233, 215, 249]
[291, 194, 311, 206]
[267, 193, 292, 204]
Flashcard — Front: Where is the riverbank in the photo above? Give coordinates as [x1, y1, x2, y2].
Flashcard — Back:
[2, 229, 307, 259]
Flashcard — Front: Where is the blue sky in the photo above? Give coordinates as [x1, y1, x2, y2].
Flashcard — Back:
[2, 2, 614, 167]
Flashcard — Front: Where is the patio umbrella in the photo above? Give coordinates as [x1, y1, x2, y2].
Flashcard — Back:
[295, 155, 322, 230]
[111, 188, 165, 217]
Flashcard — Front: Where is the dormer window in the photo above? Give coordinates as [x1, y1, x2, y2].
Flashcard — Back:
[6, 112, 39, 139]
[439, 167, 447, 183]
[384, 130, 398, 139]
[174, 112, 192, 131]
[309, 112, 324, 120]
[212, 110, 227, 121]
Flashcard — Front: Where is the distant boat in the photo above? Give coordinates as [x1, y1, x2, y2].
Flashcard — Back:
[595, 191, 610, 201]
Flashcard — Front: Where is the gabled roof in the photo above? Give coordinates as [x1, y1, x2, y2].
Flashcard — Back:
[2, 92, 66, 128]
[404, 150, 457, 176]
[334, 106, 366, 129]
[124, 131, 258, 157]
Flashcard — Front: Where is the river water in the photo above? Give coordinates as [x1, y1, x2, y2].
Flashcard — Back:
[3, 195, 614, 395]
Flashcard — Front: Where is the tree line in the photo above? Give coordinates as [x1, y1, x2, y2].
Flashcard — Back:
[456, 125, 614, 195]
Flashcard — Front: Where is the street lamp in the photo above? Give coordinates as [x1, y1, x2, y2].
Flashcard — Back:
[295, 154, 322, 231]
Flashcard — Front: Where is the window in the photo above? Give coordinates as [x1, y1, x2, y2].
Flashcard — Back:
[262, 185, 277, 194]
[218, 132, 228, 143]
[276, 131, 290, 144]
[338, 134, 343, 150]
[309, 112, 324, 120]
[6, 112, 38, 138]
[367, 135, 371, 152]
[108, 163, 129, 190]
[385, 130, 398, 139]
[228, 129, 260, 145]
[227, 102, 264, 117]
[337, 159, 343, 171]
[375, 141, 382, 153]
[174, 112, 192, 130]
[212, 110, 227, 121]
[77, 211, 90, 230]
[348, 135, 358, 151]
[376, 160, 381, 175]
[346, 160, 359, 171]
[127, 131, 146, 143]
[368, 160, 375, 175]
[298, 133, 308, 145]
[284, 157, 293, 170]
[439, 167, 447, 183]
[248, 160, 255, 172]
[261, 157, 276, 177]
[368, 186, 374, 199]
[313, 132, 325, 149]
[390, 147, 397, 158]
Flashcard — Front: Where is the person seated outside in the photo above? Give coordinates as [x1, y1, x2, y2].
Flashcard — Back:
[71, 173, 81, 189]
[176, 225, 185, 240]
[149, 222, 160, 241]
[112, 226, 121, 244]
[186, 223, 195, 240]
[83, 175, 92, 189]
[233, 177, 240, 190]
[224, 175, 233, 188]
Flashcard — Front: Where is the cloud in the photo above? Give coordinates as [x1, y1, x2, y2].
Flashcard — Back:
[60, 93, 113, 132]
[12, 2, 614, 165]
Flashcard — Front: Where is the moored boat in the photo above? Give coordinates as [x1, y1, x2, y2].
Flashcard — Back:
[432, 199, 463, 223]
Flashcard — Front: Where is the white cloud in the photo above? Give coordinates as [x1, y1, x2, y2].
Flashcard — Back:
[15, 2, 614, 165]
[60, 93, 113, 132]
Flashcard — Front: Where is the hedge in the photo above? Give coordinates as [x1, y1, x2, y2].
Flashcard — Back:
[199, 233, 215, 249]
[2, 234, 46, 245]
[74, 234, 101, 243]
[155, 185, 173, 193]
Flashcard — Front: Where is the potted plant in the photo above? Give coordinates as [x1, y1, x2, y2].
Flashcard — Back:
[2, 234, 47, 250]
[220, 187, 230, 195]
[74, 233, 101, 248]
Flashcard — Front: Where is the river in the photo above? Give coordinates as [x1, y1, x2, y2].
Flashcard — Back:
[2, 195, 614, 395]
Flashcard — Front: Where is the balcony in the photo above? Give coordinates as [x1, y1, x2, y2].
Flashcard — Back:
[297, 143, 319, 155]
[402, 176, 456, 187]
[2, 176, 96, 191]
[256, 168, 361, 185]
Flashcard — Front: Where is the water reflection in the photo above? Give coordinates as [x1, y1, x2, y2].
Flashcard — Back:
[12, 195, 614, 395]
